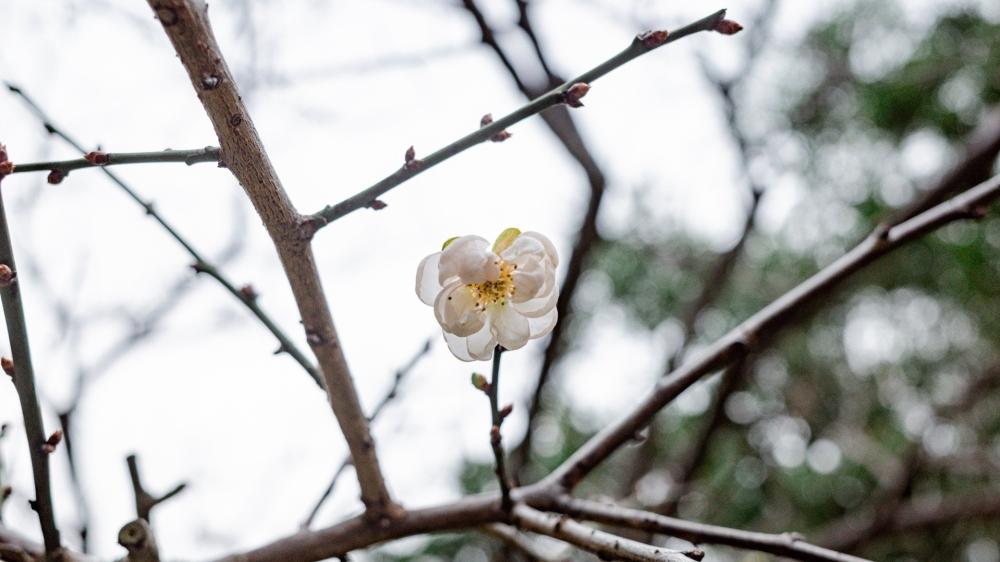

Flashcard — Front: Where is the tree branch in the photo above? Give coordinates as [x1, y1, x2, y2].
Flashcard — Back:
[487, 348, 512, 511]
[10, 147, 220, 175]
[301, 339, 432, 529]
[0, 148, 62, 557]
[146, 0, 398, 517]
[548, 495, 871, 562]
[482, 523, 565, 562]
[306, 8, 733, 230]
[125, 454, 186, 524]
[117, 519, 160, 562]
[538, 173, 1000, 492]
[511, 504, 704, 562]
[4, 83, 322, 388]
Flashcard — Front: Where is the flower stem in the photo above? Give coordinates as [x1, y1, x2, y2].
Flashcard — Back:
[489, 346, 512, 511]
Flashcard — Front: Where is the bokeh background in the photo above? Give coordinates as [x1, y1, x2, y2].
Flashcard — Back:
[1, 0, 999, 560]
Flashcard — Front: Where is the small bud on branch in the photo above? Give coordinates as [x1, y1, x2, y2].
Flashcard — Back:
[714, 19, 743, 35]
[0, 264, 15, 287]
[471, 372, 490, 392]
[1, 357, 14, 377]
[365, 199, 388, 210]
[239, 284, 258, 301]
[498, 403, 513, 421]
[0, 143, 13, 177]
[42, 430, 63, 454]
[84, 151, 110, 165]
[559, 83, 590, 108]
[47, 169, 65, 184]
[404, 145, 423, 170]
[480, 114, 512, 142]
[637, 30, 669, 48]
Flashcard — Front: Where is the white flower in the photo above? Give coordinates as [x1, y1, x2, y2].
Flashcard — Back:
[416, 228, 559, 361]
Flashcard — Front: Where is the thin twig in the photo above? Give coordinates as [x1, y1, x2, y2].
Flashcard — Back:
[548, 496, 871, 562]
[461, 0, 611, 483]
[488, 347, 513, 511]
[538, 173, 1000, 492]
[0, 148, 62, 556]
[4, 82, 322, 388]
[301, 339, 432, 529]
[126, 454, 187, 524]
[511, 504, 704, 562]
[306, 8, 733, 230]
[146, 0, 398, 516]
[11, 147, 220, 175]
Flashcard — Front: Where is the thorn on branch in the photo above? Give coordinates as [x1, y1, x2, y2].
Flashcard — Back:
[637, 30, 669, 48]
[0, 263, 15, 287]
[480, 114, 512, 142]
[558, 83, 590, 108]
[84, 151, 109, 165]
[714, 19, 743, 35]
[404, 145, 423, 170]
[41, 430, 63, 454]
[46, 169, 66, 184]
[365, 199, 388, 210]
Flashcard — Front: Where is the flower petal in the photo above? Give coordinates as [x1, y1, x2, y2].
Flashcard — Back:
[522, 231, 559, 267]
[511, 258, 547, 303]
[434, 282, 486, 337]
[443, 331, 475, 362]
[416, 252, 443, 306]
[527, 306, 558, 339]
[491, 305, 531, 350]
[500, 234, 546, 266]
[513, 283, 558, 318]
[466, 322, 497, 361]
[438, 235, 501, 285]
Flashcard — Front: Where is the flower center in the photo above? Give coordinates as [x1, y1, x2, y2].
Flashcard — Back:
[469, 261, 515, 308]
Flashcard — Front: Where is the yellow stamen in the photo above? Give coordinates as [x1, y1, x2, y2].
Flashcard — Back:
[469, 262, 515, 308]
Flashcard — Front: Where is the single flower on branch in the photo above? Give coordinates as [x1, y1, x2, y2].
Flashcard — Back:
[416, 228, 559, 361]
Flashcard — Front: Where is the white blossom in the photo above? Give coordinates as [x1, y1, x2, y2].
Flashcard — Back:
[416, 228, 559, 361]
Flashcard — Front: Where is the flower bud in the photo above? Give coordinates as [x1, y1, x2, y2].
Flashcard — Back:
[470, 372, 489, 392]
[0, 264, 15, 288]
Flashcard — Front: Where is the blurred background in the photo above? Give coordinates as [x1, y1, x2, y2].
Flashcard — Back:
[1, 0, 999, 560]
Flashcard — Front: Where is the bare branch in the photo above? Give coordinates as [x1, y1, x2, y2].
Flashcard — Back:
[146, 0, 398, 517]
[511, 504, 704, 562]
[539, 173, 1000, 491]
[306, 9, 734, 229]
[0, 148, 61, 557]
[4, 83, 322, 388]
[302, 339, 432, 529]
[11, 147, 220, 176]
[548, 496, 871, 562]
[482, 523, 566, 562]
[126, 455, 186, 524]
[487, 348, 513, 511]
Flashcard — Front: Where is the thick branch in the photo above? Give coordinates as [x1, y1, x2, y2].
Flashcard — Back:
[302, 339, 431, 529]
[0, 153, 61, 556]
[549, 496, 871, 562]
[5, 83, 322, 388]
[11, 147, 220, 175]
[539, 173, 1000, 491]
[147, 0, 397, 515]
[307, 9, 731, 229]
[511, 504, 703, 562]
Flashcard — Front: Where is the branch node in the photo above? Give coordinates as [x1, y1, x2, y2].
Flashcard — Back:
[239, 284, 258, 302]
[201, 74, 221, 90]
[480, 113, 512, 142]
[404, 145, 423, 170]
[83, 151, 109, 165]
[364, 199, 388, 210]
